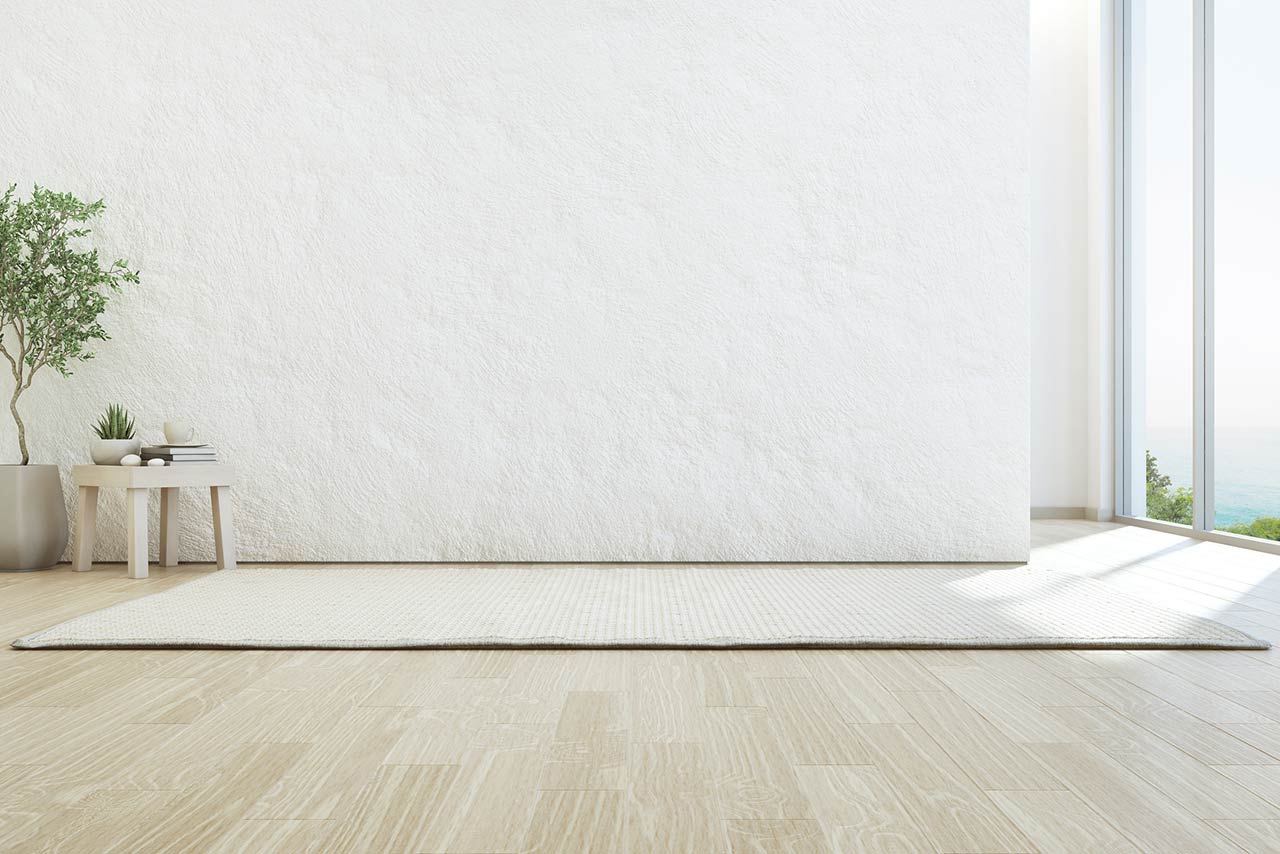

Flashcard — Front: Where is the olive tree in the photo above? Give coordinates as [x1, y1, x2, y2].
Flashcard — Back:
[0, 185, 138, 464]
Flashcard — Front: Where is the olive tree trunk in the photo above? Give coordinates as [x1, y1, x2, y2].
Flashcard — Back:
[9, 386, 28, 465]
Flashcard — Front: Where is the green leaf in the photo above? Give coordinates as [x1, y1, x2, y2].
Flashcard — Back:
[92, 403, 136, 440]
[1, 185, 137, 459]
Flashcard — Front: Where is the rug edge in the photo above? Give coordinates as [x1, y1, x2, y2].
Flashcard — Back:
[12, 566, 1271, 652]
[12, 635, 1272, 651]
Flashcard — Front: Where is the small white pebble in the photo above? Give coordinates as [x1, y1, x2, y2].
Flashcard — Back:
[146, 458, 166, 467]
[120, 454, 142, 467]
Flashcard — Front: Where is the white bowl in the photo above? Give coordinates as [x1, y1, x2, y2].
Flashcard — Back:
[90, 439, 142, 465]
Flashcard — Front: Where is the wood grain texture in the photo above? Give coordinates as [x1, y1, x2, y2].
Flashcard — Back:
[855, 723, 1035, 853]
[724, 819, 830, 853]
[891, 688, 1062, 790]
[5, 521, 1278, 852]
[753, 678, 871, 765]
[801, 651, 913, 724]
[627, 742, 726, 852]
[1205, 819, 1280, 851]
[539, 690, 627, 790]
[986, 790, 1139, 854]
[930, 666, 1081, 744]
[1022, 742, 1240, 853]
[1048, 704, 1280, 820]
[704, 707, 815, 821]
[445, 749, 545, 853]
[793, 764, 932, 853]
[1073, 676, 1280, 764]
[523, 790, 624, 854]
[323, 764, 457, 853]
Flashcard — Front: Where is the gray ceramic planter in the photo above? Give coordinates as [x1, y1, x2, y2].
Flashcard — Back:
[0, 464, 68, 570]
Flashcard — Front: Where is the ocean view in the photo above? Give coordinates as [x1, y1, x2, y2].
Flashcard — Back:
[1146, 426, 1280, 527]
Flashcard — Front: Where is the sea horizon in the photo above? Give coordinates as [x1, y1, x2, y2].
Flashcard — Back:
[1146, 425, 1280, 527]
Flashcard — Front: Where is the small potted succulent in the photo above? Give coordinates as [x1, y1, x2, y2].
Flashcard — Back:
[0, 185, 137, 570]
[90, 404, 140, 465]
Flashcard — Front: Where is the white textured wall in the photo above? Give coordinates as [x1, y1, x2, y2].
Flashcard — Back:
[1030, 0, 1089, 510]
[4, 0, 1029, 562]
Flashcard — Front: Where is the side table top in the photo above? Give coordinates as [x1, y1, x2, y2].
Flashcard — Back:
[73, 463, 236, 488]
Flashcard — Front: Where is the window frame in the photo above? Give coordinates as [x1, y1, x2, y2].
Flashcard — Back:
[1113, 0, 1280, 555]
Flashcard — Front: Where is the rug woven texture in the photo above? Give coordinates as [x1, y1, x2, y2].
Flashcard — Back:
[12, 565, 1268, 650]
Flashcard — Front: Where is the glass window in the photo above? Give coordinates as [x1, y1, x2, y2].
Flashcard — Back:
[1212, 1, 1280, 541]
[1125, 0, 1196, 525]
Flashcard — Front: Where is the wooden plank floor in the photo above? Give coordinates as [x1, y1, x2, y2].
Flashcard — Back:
[5, 520, 1280, 851]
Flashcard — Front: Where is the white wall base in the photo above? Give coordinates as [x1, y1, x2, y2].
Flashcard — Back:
[1031, 507, 1087, 520]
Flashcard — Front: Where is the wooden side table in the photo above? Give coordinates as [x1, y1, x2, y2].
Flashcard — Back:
[72, 464, 237, 579]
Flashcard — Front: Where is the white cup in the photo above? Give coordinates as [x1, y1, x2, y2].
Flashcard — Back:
[164, 421, 195, 444]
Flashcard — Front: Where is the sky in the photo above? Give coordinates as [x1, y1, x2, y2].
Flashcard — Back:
[1140, 0, 1280, 431]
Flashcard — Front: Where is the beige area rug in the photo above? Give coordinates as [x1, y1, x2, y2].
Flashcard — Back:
[12, 565, 1268, 650]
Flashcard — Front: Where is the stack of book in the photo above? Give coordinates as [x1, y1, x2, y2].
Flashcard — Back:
[141, 444, 218, 465]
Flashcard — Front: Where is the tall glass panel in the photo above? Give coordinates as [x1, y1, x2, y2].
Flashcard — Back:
[1128, 0, 1196, 524]
[1213, 1, 1280, 539]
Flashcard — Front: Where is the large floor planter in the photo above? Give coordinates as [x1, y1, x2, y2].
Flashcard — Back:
[0, 465, 68, 570]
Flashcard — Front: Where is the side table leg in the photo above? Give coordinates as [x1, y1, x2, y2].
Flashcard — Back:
[127, 487, 149, 579]
[211, 486, 237, 570]
[72, 486, 99, 572]
[159, 487, 180, 567]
